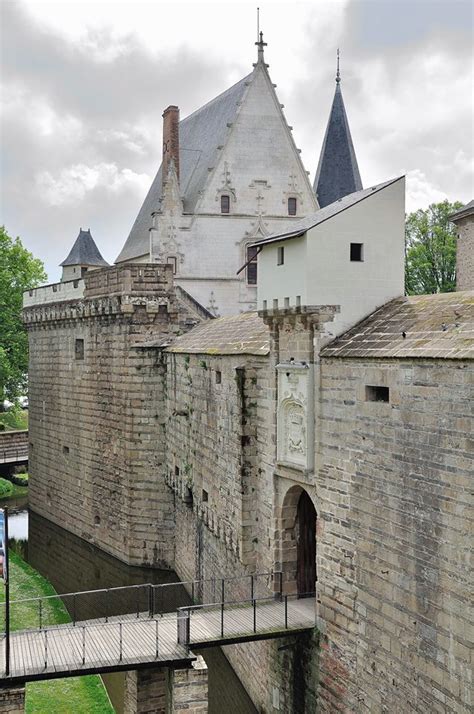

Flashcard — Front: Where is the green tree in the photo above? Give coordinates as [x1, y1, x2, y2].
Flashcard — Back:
[405, 200, 463, 295]
[0, 227, 47, 403]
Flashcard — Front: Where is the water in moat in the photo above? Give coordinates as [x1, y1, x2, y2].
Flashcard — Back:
[4, 505, 257, 714]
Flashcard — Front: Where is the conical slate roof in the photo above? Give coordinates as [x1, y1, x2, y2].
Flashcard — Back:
[314, 81, 362, 208]
[60, 229, 109, 267]
[116, 73, 252, 263]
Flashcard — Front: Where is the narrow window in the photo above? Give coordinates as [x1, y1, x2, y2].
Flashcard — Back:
[184, 486, 193, 508]
[202, 489, 209, 502]
[365, 386, 389, 403]
[350, 243, 364, 262]
[81, 267, 88, 277]
[75, 339, 84, 360]
[167, 256, 177, 274]
[175, 465, 180, 477]
[246, 246, 258, 285]
[277, 246, 285, 265]
[221, 195, 230, 214]
[288, 197, 297, 216]
[215, 370, 222, 384]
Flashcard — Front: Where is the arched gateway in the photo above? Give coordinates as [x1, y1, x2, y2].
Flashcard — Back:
[277, 485, 317, 597]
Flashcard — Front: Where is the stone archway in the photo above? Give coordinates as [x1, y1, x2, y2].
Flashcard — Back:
[277, 485, 317, 597]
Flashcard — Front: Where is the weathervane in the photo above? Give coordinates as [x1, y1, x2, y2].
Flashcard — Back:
[256, 8, 267, 62]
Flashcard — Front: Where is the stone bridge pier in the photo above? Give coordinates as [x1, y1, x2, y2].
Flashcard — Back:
[0, 687, 25, 713]
[124, 656, 208, 714]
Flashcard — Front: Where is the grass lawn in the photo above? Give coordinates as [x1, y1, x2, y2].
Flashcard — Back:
[0, 409, 28, 431]
[0, 552, 114, 713]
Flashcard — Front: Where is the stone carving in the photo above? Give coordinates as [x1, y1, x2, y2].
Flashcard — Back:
[277, 362, 313, 471]
[215, 161, 237, 202]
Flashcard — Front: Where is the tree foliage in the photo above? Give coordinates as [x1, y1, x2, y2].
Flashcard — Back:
[405, 200, 463, 295]
[0, 227, 47, 402]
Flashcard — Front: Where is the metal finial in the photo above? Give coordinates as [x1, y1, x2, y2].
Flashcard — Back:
[256, 30, 267, 62]
[336, 48, 341, 83]
[257, 7, 260, 41]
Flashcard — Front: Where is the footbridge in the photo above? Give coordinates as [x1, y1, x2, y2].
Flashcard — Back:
[0, 572, 316, 686]
[0, 430, 28, 466]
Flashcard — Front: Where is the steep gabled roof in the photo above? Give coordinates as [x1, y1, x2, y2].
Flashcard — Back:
[251, 177, 403, 247]
[60, 229, 109, 267]
[116, 74, 252, 263]
[314, 81, 362, 208]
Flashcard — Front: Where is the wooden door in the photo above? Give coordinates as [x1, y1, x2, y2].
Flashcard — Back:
[296, 491, 316, 597]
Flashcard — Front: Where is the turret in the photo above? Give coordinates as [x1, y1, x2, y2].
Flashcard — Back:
[60, 228, 109, 282]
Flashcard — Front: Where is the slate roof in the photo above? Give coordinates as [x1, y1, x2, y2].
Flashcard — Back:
[251, 177, 403, 247]
[449, 200, 474, 222]
[116, 74, 252, 263]
[60, 229, 109, 267]
[321, 291, 474, 360]
[314, 82, 362, 208]
[164, 311, 270, 356]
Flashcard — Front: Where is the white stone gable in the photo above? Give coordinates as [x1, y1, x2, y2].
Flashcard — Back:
[195, 64, 318, 218]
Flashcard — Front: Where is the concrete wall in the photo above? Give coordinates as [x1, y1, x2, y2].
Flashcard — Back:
[257, 177, 405, 335]
[455, 213, 474, 291]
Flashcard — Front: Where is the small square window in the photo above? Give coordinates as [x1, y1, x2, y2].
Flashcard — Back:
[75, 339, 84, 360]
[63, 445, 70, 455]
[215, 371, 222, 384]
[221, 195, 230, 214]
[365, 386, 389, 403]
[277, 246, 285, 265]
[350, 243, 364, 261]
[288, 197, 297, 216]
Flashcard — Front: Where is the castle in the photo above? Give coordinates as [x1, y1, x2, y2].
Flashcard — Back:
[22, 38, 473, 714]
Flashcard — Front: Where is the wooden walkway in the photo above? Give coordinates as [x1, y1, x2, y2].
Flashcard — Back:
[0, 597, 316, 685]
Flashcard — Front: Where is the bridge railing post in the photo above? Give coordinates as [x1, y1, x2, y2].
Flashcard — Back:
[119, 622, 123, 662]
[105, 589, 109, 623]
[250, 574, 254, 602]
[284, 595, 288, 629]
[43, 630, 48, 670]
[253, 598, 256, 634]
[155, 618, 159, 659]
[73, 594, 76, 626]
[220, 602, 224, 638]
[148, 584, 154, 618]
[177, 608, 190, 649]
[39, 600, 42, 630]
[82, 626, 86, 665]
[221, 579, 225, 605]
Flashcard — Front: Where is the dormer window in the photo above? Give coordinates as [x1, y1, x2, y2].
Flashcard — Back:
[288, 197, 297, 216]
[221, 195, 230, 214]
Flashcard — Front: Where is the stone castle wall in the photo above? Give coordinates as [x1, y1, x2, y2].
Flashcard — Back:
[455, 215, 474, 291]
[23, 264, 200, 568]
[316, 356, 472, 713]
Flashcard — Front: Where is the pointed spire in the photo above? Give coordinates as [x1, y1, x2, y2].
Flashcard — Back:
[60, 229, 109, 268]
[255, 30, 267, 64]
[313, 55, 362, 208]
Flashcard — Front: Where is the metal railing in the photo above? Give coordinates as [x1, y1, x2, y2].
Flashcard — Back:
[1, 571, 282, 633]
[177, 590, 316, 647]
[0, 446, 29, 464]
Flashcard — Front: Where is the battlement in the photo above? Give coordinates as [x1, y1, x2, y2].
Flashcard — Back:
[23, 279, 85, 307]
[84, 263, 174, 298]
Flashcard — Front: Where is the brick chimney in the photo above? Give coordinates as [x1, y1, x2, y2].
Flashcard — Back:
[162, 105, 180, 184]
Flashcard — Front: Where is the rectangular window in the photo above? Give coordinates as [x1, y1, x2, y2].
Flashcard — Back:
[81, 267, 88, 277]
[175, 465, 180, 476]
[167, 256, 177, 274]
[215, 370, 222, 384]
[75, 339, 84, 360]
[277, 246, 285, 265]
[365, 386, 390, 403]
[350, 243, 364, 261]
[246, 245, 258, 285]
[221, 195, 230, 214]
[288, 197, 297, 216]
[63, 445, 70, 455]
[202, 489, 209, 502]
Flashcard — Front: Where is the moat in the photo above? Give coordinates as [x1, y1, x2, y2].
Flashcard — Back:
[5, 503, 257, 714]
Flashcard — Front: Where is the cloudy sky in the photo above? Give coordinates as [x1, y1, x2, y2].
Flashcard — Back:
[1, 0, 473, 281]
